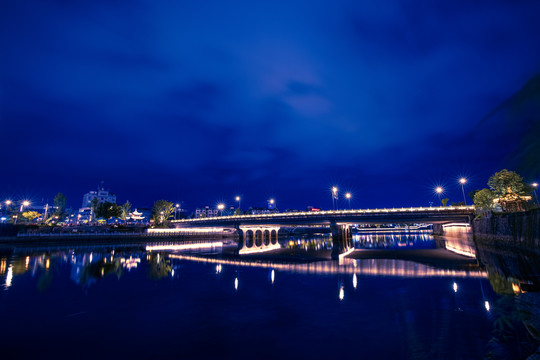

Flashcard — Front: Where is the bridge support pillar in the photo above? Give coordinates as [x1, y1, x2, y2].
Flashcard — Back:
[331, 223, 354, 260]
[238, 226, 281, 254]
[433, 224, 444, 236]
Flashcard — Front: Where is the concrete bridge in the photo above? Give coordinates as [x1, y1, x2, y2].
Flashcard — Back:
[171, 206, 475, 259]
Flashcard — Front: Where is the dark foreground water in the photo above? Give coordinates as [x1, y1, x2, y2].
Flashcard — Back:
[1, 232, 539, 359]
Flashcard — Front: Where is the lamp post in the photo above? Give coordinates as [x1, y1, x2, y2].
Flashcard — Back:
[4, 200, 12, 215]
[160, 211, 164, 224]
[332, 187, 338, 210]
[217, 203, 225, 216]
[345, 193, 351, 209]
[235, 196, 241, 210]
[15, 200, 30, 224]
[532, 182, 538, 204]
[435, 187, 443, 206]
[175, 203, 180, 220]
[459, 178, 467, 205]
[268, 198, 275, 211]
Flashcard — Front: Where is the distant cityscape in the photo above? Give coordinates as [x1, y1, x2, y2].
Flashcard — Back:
[0, 185, 299, 225]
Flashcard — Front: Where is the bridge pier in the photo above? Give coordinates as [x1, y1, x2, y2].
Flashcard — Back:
[238, 226, 280, 254]
[331, 223, 354, 260]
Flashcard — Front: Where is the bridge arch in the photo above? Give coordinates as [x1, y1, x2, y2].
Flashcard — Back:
[246, 230, 254, 248]
[263, 230, 270, 246]
[271, 230, 277, 244]
[255, 230, 263, 247]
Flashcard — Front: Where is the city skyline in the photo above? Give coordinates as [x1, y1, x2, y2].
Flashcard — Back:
[1, 0, 539, 211]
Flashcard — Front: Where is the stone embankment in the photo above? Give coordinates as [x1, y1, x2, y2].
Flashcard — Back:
[472, 208, 539, 249]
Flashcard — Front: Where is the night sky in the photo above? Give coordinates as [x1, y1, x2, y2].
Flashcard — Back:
[1, 0, 539, 211]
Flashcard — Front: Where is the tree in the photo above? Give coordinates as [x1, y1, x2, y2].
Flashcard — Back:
[121, 201, 132, 221]
[234, 208, 242, 216]
[473, 189, 495, 212]
[488, 169, 530, 212]
[22, 211, 40, 222]
[152, 200, 174, 226]
[95, 202, 122, 220]
[441, 198, 449, 207]
[54, 193, 67, 217]
[488, 169, 527, 198]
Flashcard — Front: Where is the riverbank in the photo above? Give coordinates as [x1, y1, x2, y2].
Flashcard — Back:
[472, 208, 539, 249]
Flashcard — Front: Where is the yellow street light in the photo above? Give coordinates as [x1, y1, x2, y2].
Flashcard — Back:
[331, 187, 338, 210]
[5, 200, 12, 206]
[217, 203, 225, 216]
[345, 193, 351, 209]
[435, 187, 443, 194]
[459, 178, 467, 205]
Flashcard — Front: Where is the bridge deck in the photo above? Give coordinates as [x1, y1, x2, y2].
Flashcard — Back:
[172, 206, 475, 227]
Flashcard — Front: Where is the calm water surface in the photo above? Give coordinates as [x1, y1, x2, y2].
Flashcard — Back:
[1, 232, 539, 359]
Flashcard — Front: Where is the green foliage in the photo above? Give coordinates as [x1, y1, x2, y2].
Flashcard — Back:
[488, 169, 527, 198]
[121, 200, 132, 221]
[441, 198, 449, 207]
[152, 200, 174, 225]
[53, 192, 67, 216]
[234, 208, 242, 216]
[22, 211, 41, 221]
[473, 188, 495, 211]
[488, 169, 531, 212]
[95, 202, 122, 219]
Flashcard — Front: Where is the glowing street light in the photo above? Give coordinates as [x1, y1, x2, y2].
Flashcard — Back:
[217, 203, 225, 216]
[20, 200, 30, 213]
[532, 182, 538, 204]
[345, 193, 351, 209]
[459, 178, 467, 205]
[175, 203, 180, 220]
[15, 200, 30, 224]
[331, 187, 338, 210]
[435, 186, 444, 206]
[235, 196, 241, 210]
[268, 198, 275, 211]
[5, 200, 12, 206]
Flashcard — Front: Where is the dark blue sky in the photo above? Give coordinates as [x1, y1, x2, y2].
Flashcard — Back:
[1, 0, 539, 211]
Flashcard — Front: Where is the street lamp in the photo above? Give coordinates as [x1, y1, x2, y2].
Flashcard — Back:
[459, 178, 467, 205]
[435, 187, 443, 206]
[20, 200, 30, 213]
[217, 203, 225, 216]
[235, 196, 241, 210]
[175, 203, 180, 220]
[532, 182, 538, 204]
[345, 193, 351, 209]
[15, 200, 30, 224]
[268, 198, 275, 211]
[331, 187, 338, 210]
[160, 211, 164, 224]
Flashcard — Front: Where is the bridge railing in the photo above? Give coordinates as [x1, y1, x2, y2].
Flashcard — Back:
[172, 206, 475, 224]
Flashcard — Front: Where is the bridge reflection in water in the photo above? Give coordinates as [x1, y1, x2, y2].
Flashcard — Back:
[168, 254, 486, 279]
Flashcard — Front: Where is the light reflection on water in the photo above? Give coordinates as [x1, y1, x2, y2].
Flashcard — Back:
[0, 233, 538, 360]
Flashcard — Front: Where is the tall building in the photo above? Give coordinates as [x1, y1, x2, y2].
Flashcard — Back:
[81, 187, 116, 208]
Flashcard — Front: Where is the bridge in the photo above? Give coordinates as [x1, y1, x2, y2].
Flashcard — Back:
[171, 206, 476, 259]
